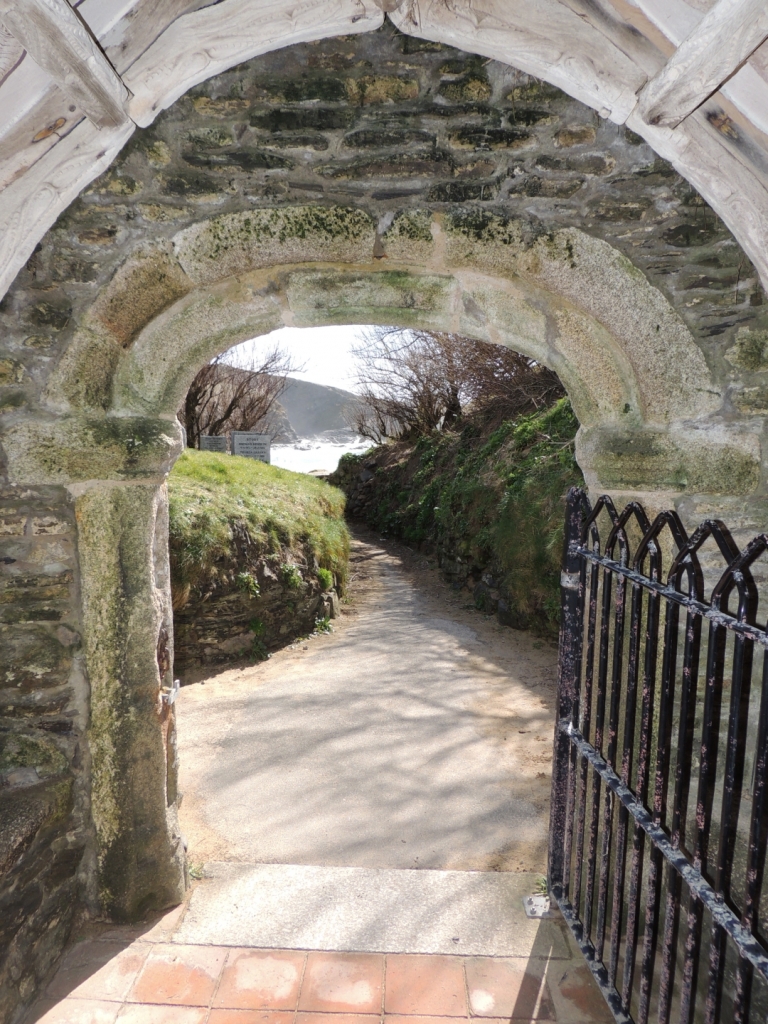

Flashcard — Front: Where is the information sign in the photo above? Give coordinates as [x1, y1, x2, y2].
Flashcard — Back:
[200, 435, 228, 453]
[232, 432, 271, 463]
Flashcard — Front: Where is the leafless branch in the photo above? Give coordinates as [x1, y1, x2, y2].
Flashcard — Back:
[347, 328, 564, 442]
[179, 344, 300, 448]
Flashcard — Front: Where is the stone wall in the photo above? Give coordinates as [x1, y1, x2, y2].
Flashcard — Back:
[174, 555, 340, 674]
[0, 488, 88, 1020]
[2, 21, 768, 1023]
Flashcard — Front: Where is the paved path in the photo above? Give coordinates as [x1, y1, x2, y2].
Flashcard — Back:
[176, 533, 558, 873]
[26, 532, 611, 1023]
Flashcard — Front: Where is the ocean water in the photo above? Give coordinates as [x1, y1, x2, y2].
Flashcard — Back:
[271, 435, 370, 475]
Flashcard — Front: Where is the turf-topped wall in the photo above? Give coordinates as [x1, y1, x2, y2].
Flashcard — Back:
[169, 450, 349, 671]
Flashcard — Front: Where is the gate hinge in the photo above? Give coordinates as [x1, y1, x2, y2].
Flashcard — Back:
[560, 571, 580, 591]
[160, 678, 180, 708]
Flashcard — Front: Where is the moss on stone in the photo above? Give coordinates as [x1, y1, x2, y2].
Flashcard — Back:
[3, 416, 180, 484]
[346, 75, 419, 105]
[445, 209, 522, 247]
[590, 429, 760, 494]
[46, 327, 122, 412]
[439, 74, 491, 103]
[89, 250, 191, 350]
[726, 329, 768, 371]
[506, 79, 563, 104]
[0, 360, 26, 386]
[386, 210, 434, 244]
[185, 127, 233, 148]
[0, 626, 73, 690]
[0, 733, 68, 780]
[734, 385, 768, 413]
[76, 483, 186, 919]
[555, 125, 596, 148]
[174, 206, 375, 284]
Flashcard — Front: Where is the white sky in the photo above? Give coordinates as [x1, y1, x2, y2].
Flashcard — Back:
[224, 325, 370, 393]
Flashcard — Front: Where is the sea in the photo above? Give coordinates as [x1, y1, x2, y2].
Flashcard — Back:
[270, 432, 371, 476]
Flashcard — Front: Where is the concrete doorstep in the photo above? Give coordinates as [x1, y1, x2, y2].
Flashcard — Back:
[175, 863, 568, 958]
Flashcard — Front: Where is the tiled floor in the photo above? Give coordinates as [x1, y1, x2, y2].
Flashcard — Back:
[27, 931, 612, 1024]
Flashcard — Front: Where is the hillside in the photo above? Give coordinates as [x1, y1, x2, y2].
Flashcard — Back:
[277, 377, 358, 437]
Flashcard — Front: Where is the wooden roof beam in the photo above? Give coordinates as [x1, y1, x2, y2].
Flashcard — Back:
[0, 0, 130, 129]
[638, 0, 768, 128]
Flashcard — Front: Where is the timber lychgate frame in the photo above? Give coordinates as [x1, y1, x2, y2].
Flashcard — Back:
[549, 488, 768, 1024]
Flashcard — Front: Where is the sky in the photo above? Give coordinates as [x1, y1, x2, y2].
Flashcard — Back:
[223, 325, 371, 393]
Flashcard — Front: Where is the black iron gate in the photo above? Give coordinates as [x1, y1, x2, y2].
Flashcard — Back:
[549, 488, 768, 1024]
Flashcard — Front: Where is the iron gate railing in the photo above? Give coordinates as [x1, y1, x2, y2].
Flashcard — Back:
[549, 488, 768, 1024]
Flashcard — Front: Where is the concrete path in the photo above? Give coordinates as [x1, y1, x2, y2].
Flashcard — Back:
[25, 532, 613, 1023]
[176, 532, 559, 874]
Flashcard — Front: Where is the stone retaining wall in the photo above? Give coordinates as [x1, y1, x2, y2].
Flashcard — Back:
[174, 556, 340, 674]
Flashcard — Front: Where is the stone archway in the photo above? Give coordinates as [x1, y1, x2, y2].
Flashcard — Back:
[3, 23, 768, 1020]
[2, 203, 759, 929]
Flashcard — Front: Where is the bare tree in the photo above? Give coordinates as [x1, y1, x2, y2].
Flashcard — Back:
[179, 344, 299, 449]
[348, 328, 564, 442]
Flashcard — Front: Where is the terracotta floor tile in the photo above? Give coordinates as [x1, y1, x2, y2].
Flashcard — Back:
[299, 953, 384, 1013]
[47, 944, 150, 1002]
[116, 1006, 208, 1024]
[298, 1015, 381, 1024]
[209, 1012, 295, 1024]
[213, 950, 305, 1010]
[384, 955, 467, 1016]
[384, 1016, 467, 1024]
[465, 959, 554, 1020]
[33, 998, 121, 1023]
[128, 943, 227, 1006]
[549, 964, 613, 1023]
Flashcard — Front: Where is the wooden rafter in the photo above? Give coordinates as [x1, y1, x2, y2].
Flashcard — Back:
[0, 0, 130, 129]
[638, 0, 768, 128]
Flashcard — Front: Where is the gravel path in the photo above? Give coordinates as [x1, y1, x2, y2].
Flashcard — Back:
[176, 529, 559, 874]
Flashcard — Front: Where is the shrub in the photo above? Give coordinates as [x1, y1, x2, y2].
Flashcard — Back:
[281, 564, 303, 590]
[236, 571, 260, 597]
[317, 567, 334, 591]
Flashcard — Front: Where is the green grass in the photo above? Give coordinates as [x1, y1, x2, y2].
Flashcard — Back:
[168, 450, 350, 603]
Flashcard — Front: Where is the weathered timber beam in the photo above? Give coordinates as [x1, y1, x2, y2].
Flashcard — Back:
[388, 0, 644, 123]
[638, 0, 768, 128]
[0, 0, 130, 129]
[0, 116, 134, 301]
[124, 0, 383, 127]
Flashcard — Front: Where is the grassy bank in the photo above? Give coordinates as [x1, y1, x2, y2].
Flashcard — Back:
[332, 398, 582, 636]
[169, 449, 349, 610]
